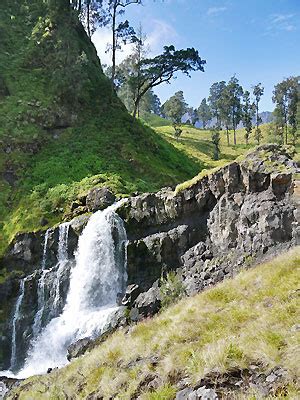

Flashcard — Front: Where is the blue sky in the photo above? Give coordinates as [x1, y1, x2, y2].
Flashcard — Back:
[93, 0, 300, 111]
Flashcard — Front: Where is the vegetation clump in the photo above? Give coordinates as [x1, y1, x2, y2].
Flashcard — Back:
[159, 271, 186, 309]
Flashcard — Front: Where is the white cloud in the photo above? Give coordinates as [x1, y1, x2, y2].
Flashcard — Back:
[145, 19, 180, 55]
[267, 13, 297, 33]
[207, 6, 227, 16]
[92, 28, 135, 67]
[271, 13, 294, 24]
[92, 19, 179, 66]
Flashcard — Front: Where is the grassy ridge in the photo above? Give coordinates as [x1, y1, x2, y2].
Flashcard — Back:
[9, 248, 300, 399]
[0, 1, 201, 256]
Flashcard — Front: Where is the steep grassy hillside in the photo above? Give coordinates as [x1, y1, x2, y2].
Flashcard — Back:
[0, 0, 201, 255]
[9, 248, 300, 399]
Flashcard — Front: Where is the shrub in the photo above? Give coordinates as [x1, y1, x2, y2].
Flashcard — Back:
[160, 271, 186, 309]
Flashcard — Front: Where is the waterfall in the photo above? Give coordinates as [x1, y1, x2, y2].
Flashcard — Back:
[53, 223, 70, 311]
[41, 228, 50, 270]
[33, 224, 70, 337]
[18, 201, 127, 378]
[10, 278, 26, 370]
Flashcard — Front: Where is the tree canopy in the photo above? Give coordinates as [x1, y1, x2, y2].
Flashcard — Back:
[131, 45, 206, 117]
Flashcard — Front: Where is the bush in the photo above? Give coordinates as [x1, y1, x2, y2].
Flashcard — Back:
[160, 271, 186, 309]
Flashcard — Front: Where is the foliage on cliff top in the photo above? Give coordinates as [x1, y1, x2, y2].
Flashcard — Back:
[9, 247, 300, 399]
[0, 0, 202, 256]
[174, 141, 297, 194]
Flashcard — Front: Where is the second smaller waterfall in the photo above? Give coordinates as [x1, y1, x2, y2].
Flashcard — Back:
[32, 224, 70, 337]
[10, 278, 27, 371]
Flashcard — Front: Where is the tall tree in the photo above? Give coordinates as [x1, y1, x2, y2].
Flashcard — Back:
[162, 91, 187, 138]
[108, 27, 162, 117]
[219, 84, 232, 146]
[70, 0, 103, 37]
[131, 45, 206, 118]
[273, 77, 299, 144]
[211, 129, 221, 160]
[252, 83, 264, 145]
[129, 24, 148, 117]
[186, 108, 199, 126]
[208, 81, 226, 128]
[297, 96, 300, 137]
[227, 76, 243, 145]
[242, 90, 255, 145]
[97, 0, 141, 85]
[197, 98, 211, 128]
[273, 81, 289, 144]
[287, 77, 299, 145]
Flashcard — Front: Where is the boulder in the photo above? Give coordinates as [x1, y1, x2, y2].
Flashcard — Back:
[121, 284, 140, 307]
[67, 337, 91, 361]
[133, 283, 161, 318]
[86, 187, 116, 212]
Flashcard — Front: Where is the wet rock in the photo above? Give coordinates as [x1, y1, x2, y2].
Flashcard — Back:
[86, 187, 116, 212]
[67, 307, 127, 361]
[0, 376, 22, 395]
[121, 284, 140, 307]
[129, 307, 139, 322]
[67, 337, 91, 361]
[70, 214, 90, 235]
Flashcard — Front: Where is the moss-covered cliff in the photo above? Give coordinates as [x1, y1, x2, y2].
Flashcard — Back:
[0, 0, 200, 255]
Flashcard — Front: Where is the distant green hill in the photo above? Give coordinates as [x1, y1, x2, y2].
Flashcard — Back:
[0, 0, 201, 255]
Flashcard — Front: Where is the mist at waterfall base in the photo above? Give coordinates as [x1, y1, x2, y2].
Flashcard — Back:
[3, 202, 127, 379]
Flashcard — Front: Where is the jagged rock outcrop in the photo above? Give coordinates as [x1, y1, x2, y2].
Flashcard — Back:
[119, 145, 298, 298]
[0, 145, 298, 369]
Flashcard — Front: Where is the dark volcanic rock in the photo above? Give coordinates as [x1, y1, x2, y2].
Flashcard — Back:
[86, 187, 116, 212]
[121, 284, 141, 307]
[132, 282, 161, 319]
[67, 337, 91, 361]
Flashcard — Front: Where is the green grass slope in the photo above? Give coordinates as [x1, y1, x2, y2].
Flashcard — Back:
[9, 248, 300, 399]
[157, 122, 300, 167]
[0, 0, 201, 255]
[155, 123, 279, 170]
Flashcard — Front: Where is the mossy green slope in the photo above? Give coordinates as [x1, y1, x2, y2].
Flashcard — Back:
[9, 248, 300, 399]
[0, 0, 201, 255]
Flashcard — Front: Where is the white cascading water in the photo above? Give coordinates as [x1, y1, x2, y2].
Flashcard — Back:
[32, 228, 51, 337]
[53, 223, 70, 310]
[10, 278, 27, 371]
[18, 201, 127, 378]
[32, 224, 70, 337]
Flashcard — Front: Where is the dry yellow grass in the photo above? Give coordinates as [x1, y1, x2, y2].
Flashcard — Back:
[9, 247, 300, 399]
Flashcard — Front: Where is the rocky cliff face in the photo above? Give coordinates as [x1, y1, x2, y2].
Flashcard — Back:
[120, 145, 298, 297]
[0, 145, 298, 370]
